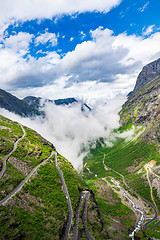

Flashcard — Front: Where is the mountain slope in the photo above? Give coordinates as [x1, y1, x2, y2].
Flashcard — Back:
[0, 89, 40, 117]
[120, 74, 160, 148]
[0, 89, 91, 117]
[131, 58, 160, 95]
[82, 60, 160, 240]
[0, 114, 109, 239]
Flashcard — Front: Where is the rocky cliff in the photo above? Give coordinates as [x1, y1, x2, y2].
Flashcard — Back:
[131, 58, 160, 95]
[120, 73, 160, 149]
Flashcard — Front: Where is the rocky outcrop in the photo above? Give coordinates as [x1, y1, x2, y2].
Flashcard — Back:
[8, 157, 32, 176]
[131, 58, 160, 95]
[120, 75, 160, 147]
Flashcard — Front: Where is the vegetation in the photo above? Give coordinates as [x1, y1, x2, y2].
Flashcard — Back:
[0, 115, 88, 239]
[82, 121, 160, 239]
[0, 74, 160, 240]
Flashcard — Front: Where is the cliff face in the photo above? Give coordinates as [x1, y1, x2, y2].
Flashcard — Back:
[131, 58, 160, 95]
[120, 74, 160, 147]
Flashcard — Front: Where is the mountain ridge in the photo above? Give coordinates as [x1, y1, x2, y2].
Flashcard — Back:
[0, 89, 41, 117]
[130, 58, 160, 96]
[120, 74, 160, 149]
[0, 89, 91, 117]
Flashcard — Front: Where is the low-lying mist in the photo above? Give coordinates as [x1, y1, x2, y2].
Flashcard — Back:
[0, 96, 128, 170]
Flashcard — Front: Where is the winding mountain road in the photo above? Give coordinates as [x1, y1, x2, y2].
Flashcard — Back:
[0, 124, 26, 180]
[72, 191, 84, 240]
[138, 194, 158, 229]
[144, 167, 160, 228]
[100, 152, 159, 239]
[83, 191, 94, 240]
[0, 151, 54, 206]
[54, 152, 73, 240]
[146, 168, 158, 211]
[0, 122, 95, 239]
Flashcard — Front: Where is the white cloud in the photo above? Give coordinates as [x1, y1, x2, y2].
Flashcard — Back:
[4, 32, 33, 54]
[35, 32, 58, 47]
[0, 0, 121, 25]
[0, 32, 35, 88]
[1, 27, 160, 104]
[138, 1, 149, 12]
[0, 95, 125, 170]
[70, 37, 74, 42]
[80, 31, 86, 40]
[0, 23, 10, 40]
[113, 31, 160, 65]
[142, 25, 155, 36]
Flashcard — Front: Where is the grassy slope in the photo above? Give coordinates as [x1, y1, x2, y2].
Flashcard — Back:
[0, 114, 88, 240]
[120, 76, 160, 149]
[82, 122, 160, 239]
[81, 77, 160, 239]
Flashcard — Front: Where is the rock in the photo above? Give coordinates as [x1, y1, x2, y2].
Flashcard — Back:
[131, 58, 160, 96]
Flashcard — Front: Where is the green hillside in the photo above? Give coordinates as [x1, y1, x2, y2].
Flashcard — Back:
[1, 115, 106, 240]
[82, 77, 160, 239]
[120, 75, 160, 148]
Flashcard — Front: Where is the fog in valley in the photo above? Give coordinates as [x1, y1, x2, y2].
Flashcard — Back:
[0, 96, 135, 170]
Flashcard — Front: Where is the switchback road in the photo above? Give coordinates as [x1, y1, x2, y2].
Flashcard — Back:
[54, 152, 73, 240]
[0, 151, 54, 206]
[83, 191, 94, 240]
[0, 124, 26, 180]
[72, 191, 84, 240]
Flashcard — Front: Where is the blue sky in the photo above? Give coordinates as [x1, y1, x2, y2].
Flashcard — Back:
[0, 0, 160, 104]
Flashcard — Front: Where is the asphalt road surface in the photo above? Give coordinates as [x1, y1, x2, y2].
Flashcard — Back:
[72, 191, 84, 240]
[0, 152, 54, 206]
[83, 191, 94, 240]
[54, 152, 73, 240]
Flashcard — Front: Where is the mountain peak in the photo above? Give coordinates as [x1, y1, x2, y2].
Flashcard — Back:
[131, 58, 160, 95]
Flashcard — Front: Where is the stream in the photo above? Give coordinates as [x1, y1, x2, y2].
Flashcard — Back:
[111, 178, 144, 240]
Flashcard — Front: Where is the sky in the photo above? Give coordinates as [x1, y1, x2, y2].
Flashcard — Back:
[0, 0, 160, 169]
[0, 0, 160, 104]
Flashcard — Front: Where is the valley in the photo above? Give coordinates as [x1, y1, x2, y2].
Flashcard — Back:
[0, 60, 160, 239]
[82, 132, 160, 239]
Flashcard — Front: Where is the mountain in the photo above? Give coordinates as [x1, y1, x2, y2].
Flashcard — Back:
[120, 74, 160, 147]
[81, 60, 160, 239]
[0, 89, 91, 117]
[0, 114, 110, 239]
[23, 96, 91, 112]
[23, 96, 78, 108]
[131, 58, 160, 96]
[0, 89, 40, 117]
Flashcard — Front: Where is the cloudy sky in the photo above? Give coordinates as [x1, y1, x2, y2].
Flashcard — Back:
[0, 0, 160, 104]
[0, 0, 160, 169]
